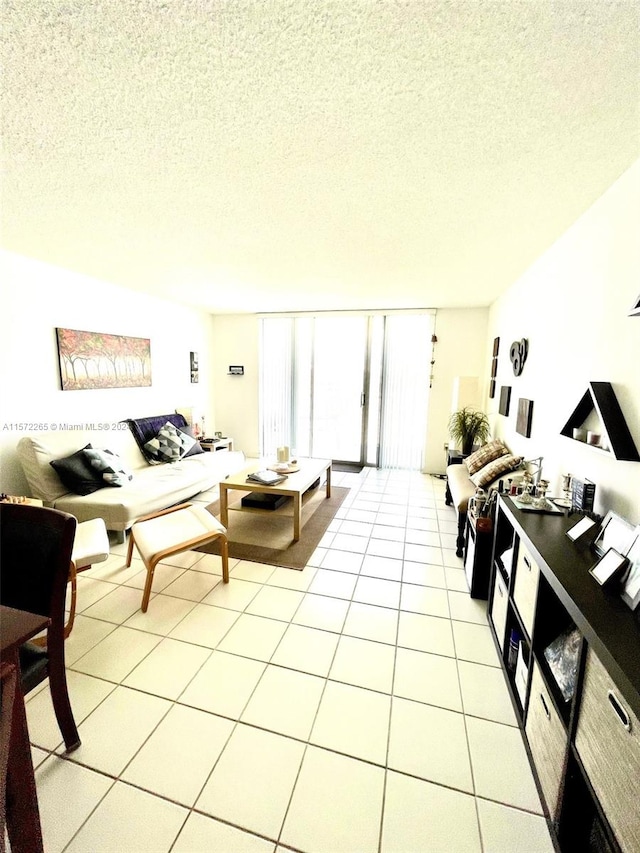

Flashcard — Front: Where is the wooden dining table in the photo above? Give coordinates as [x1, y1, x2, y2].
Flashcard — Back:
[1, 604, 49, 853]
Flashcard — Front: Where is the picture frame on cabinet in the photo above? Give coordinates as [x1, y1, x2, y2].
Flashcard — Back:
[592, 511, 636, 558]
[620, 528, 640, 610]
[589, 548, 628, 587]
[566, 515, 597, 545]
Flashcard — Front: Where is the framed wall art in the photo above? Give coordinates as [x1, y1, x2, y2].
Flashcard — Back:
[516, 398, 534, 437]
[499, 386, 511, 417]
[190, 351, 199, 383]
[489, 338, 499, 398]
[56, 328, 151, 390]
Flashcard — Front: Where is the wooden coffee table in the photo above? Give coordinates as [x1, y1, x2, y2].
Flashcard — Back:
[219, 458, 332, 542]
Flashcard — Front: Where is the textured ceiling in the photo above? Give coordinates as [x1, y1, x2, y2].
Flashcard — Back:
[1, 1, 639, 314]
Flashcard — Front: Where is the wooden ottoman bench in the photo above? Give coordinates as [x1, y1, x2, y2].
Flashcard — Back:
[126, 503, 229, 612]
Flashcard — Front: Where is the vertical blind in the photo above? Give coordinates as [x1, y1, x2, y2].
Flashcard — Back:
[259, 318, 293, 456]
[260, 311, 435, 470]
[379, 314, 434, 470]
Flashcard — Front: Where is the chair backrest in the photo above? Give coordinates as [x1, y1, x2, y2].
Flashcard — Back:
[0, 504, 76, 631]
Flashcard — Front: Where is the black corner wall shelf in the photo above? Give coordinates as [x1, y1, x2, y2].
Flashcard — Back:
[560, 381, 640, 461]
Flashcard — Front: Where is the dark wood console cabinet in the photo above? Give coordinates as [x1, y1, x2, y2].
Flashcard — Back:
[487, 496, 640, 853]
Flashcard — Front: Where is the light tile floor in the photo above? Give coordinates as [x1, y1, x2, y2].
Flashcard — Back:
[24, 468, 555, 852]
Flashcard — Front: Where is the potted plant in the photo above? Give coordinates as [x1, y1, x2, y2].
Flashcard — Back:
[448, 407, 490, 455]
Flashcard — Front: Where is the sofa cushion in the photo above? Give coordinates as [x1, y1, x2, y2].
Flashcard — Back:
[18, 436, 77, 502]
[446, 463, 478, 513]
[143, 421, 197, 462]
[464, 440, 508, 475]
[83, 447, 133, 486]
[470, 454, 523, 488]
[52, 447, 247, 531]
[50, 444, 105, 496]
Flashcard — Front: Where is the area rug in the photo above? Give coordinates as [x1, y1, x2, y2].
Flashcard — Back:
[198, 485, 349, 569]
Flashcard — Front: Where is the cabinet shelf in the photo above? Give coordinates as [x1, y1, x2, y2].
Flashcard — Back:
[486, 495, 640, 851]
[560, 381, 640, 461]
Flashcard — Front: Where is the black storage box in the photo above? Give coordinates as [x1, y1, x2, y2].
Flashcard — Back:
[241, 492, 289, 510]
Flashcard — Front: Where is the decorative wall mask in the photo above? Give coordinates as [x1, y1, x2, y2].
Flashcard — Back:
[510, 339, 528, 376]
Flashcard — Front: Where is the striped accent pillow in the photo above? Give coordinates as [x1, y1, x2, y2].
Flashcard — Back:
[464, 440, 508, 475]
[470, 455, 523, 488]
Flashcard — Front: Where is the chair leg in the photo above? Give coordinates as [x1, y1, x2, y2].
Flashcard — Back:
[125, 531, 136, 567]
[219, 534, 229, 583]
[64, 563, 78, 640]
[46, 641, 80, 752]
[140, 559, 157, 613]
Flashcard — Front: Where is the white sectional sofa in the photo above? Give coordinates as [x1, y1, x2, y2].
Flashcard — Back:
[17, 414, 245, 540]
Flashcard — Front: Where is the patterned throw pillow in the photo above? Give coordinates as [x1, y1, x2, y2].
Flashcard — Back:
[83, 448, 133, 487]
[143, 421, 197, 463]
[470, 455, 523, 488]
[464, 440, 508, 475]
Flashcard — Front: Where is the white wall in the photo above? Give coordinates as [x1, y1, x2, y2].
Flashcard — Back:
[210, 308, 490, 472]
[0, 251, 217, 494]
[424, 308, 489, 473]
[211, 314, 261, 457]
[486, 161, 640, 523]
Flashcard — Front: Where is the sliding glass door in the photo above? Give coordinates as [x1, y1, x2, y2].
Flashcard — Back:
[260, 311, 434, 470]
[310, 316, 368, 462]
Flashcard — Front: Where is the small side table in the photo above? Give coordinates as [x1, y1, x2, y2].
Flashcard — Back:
[200, 437, 234, 452]
[446, 449, 467, 467]
[463, 511, 494, 599]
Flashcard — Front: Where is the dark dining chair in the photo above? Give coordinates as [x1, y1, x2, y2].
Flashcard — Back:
[0, 503, 81, 752]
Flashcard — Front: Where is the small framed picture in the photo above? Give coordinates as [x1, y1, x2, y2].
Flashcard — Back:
[620, 527, 640, 610]
[516, 398, 534, 438]
[592, 511, 636, 558]
[190, 351, 199, 383]
[589, 548, 628, 587]
[566, 515, 597, 544]
[498, 385, 511, 417]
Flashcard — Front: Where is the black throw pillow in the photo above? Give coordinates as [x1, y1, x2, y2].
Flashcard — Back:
[50, 444, 105, 495]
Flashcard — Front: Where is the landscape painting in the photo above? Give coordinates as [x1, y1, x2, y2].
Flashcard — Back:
[56, 328, 151, 390]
